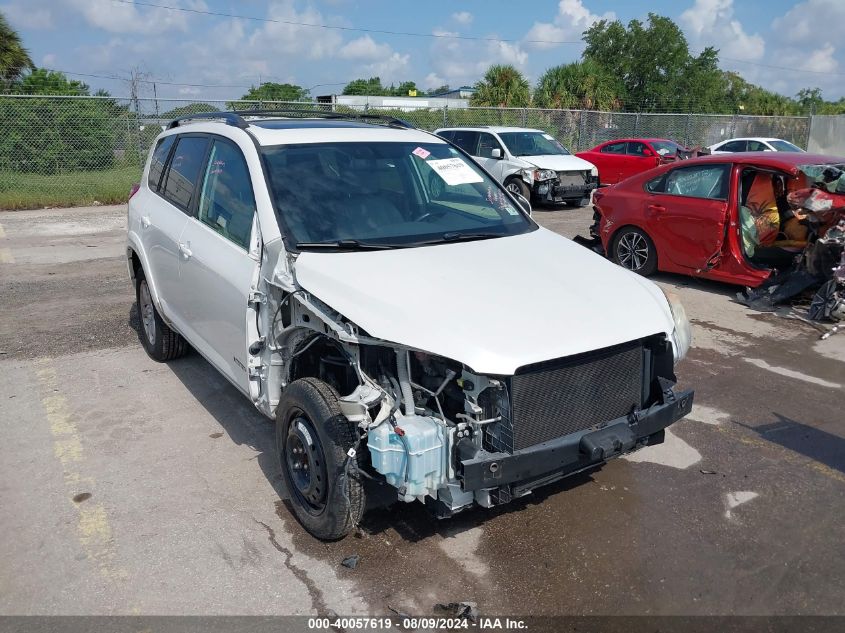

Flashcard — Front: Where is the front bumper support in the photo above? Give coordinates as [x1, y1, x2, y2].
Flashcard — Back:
[459, 388, 694, 491]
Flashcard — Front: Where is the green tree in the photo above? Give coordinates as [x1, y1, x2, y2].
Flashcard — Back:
[12, 68, 89, 95]
[240, 82, 307, 102]
[0, 11, 34, 87]
[471, 65, 531, 107]
[534, 60, 623, 110]
[796, 87, 824, 114]
[342, 77, 386, 96]
[430, 84, 450, 95]
[583, 14, 715, 112]
[388, 81, 422, 97]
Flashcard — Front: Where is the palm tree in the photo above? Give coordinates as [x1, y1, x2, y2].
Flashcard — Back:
[471, 65, 531, 108]
[0, 11, 34, 88]
[534, 60, 623, 111]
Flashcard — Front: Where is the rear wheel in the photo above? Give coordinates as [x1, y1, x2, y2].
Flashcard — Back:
[135, 269, 188, 361]
[612, 227, 658, 276]
[277, 378, 365, 540]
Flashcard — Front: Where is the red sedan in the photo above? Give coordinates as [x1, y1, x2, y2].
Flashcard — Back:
[590, 152, 844, 287]
[576, 138, 688, 185]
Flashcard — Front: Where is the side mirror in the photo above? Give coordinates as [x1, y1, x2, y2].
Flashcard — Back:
[642, 148, 655, 157]
[513, 192, 532, 216]
[491, 148, 503, 159]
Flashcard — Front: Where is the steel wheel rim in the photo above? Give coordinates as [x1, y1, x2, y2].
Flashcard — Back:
[285, 414, 329, 513]
[617, 232, 649, 271]
[139, 281, 156, 345]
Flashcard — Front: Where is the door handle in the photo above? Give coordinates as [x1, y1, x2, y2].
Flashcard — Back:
[648, 204, 666, 213]
[178, 242, 193, 259]
[140, 215, 151, 229]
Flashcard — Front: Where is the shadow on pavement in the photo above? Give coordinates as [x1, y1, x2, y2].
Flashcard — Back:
[737, 413, 845, 474]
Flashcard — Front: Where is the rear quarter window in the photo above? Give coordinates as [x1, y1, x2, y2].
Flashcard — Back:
[162, 136, 210, 212]
[148, 135, 175, 192]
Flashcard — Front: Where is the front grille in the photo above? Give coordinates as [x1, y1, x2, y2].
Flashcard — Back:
[507, 340, 644, 451]
[557, 171, 587, 187]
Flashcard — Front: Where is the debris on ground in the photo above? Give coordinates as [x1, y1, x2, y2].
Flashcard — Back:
[341, 554, 360, 569]
[699, 469, 718, 475]
[434, 602, 479, 623]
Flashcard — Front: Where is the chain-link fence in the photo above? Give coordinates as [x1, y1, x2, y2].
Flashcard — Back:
[0, 94, 813, 209]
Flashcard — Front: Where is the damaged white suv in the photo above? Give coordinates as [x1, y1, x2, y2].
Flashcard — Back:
[127, 111, 694, 540]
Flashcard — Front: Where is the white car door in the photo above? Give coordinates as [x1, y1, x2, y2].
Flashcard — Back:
[176, 137, 259, 393]
[143, 134, 209, 333]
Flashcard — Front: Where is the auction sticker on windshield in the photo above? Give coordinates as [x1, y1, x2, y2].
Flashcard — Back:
[428, 158, 483, 186]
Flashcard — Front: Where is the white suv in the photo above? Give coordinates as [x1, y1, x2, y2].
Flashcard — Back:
[435, 126, 598, 206]
[127, 110, 694, 540]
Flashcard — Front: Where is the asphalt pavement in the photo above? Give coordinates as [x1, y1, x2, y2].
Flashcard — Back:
[0, 204, 843, 617]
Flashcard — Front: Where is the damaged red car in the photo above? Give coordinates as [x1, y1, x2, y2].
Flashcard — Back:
[575, 138, 702, 185]
[585, 153, 845, 303]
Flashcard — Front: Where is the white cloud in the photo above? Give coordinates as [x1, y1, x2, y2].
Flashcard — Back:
[1, 2, 54, 29]
[799, 43, 838, 73]
[360, 52, 411, 84]
[65, 0, 190, 34]
[771, 0, 845, 45]
[41, 53, 57, 67]
[339, 35, 392, 61]
[451, 11, 473, 25]
[524, 0, 614, 50]
[426, 27, 530, 90]
[680, 0, 765, 61]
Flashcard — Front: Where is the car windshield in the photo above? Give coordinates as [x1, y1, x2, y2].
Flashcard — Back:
[769, 140, 804, 152]
[650, 140, 683, 156]
[498, 132, 570, 157]
[261, 141, 534, 250]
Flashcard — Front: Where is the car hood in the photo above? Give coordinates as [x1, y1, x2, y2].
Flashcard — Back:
[521, 154, 596, 172]
[294, 228, 675, 375]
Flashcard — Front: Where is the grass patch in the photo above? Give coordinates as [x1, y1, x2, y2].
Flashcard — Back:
[0, 166, 142, 210]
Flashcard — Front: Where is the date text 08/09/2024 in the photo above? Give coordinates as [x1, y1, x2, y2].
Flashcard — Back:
[307, 617, 528, 630]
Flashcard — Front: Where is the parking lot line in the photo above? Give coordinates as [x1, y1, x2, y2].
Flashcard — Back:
[0, 247, 14, 263]
[34, 359, 128, 582]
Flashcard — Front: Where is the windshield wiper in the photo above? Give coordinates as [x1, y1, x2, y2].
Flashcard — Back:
[295, 239, 399, 251]
[408, 231, 504, 246]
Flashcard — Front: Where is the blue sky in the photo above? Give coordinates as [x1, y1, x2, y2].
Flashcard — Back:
[3, 0, 843, 103]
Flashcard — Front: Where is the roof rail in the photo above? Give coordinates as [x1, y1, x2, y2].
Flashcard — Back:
[166, 111, 248, 129]
[166, 108, 416, 131]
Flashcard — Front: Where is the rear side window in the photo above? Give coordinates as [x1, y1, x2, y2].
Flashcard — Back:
[162, 136, 210, 212]
[720, 140, 747, 152]
[148, 135, 175, 192]
[438, 130, 455, 141]
[450, 130, 480, 155]
[197, 140, 256, 249]
[601, 141, 626, 154]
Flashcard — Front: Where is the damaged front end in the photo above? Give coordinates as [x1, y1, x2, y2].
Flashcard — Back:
[248, 242, 692, 520]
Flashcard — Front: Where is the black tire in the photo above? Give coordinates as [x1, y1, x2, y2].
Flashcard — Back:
[277, 378, 365, 540]
[504, 177, 530, 200]
[135, 268, 188, 362]
[566, 198, 589, 208]
[611, 226, 658, 276]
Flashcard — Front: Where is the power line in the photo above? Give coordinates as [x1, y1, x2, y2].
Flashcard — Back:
[111, 0, 581, 45]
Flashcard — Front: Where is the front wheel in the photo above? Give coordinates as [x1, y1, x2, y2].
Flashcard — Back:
[611, 227, 658, 276]
[504, 177, 530, 200]
[277, 378, 365, 540]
